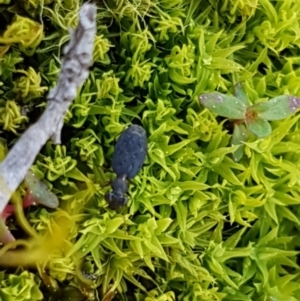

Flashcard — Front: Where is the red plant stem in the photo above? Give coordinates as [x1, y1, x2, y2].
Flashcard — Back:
[0, 192, 35, 221]
[1, 204, 14, 221]
[22, 191, 35, 208]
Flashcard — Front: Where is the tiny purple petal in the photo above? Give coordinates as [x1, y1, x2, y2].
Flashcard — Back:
[289, 96, 300, 111]
[199, 95, 207, 101]
[253, 94, 300, 121]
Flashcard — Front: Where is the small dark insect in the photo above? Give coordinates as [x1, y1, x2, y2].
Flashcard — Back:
[104, 124, 147, 210]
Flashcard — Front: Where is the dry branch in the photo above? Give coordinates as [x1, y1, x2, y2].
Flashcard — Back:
[0, 3, 97, 213]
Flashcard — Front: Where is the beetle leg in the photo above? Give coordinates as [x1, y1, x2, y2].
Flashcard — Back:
[101, 165, 113, 173]
[100, 181, 111, 188]
[127, 179, 135, 185]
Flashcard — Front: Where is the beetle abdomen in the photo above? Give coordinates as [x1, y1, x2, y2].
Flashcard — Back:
[112, 124, 147, 179]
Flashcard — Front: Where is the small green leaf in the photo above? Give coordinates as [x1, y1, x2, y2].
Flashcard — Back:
[223, 227, 247, 248]
[232, 123, 248, 162]
[155, 218, 173, 234]
[105, 217, 125, 235]
[174, 200, 187, 232]
[102, 238, 127, 257]
[250, 95, 300, 120]
[234, 83, 250, 106]
[173, 181, 209, 191]
[213, 164, 242, 185]
[25, 171, 59, 208]
[246, 117, 272, 138]
[199, 92, 246, 119]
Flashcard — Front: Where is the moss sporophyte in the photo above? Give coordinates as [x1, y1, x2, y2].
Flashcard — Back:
[2, 0, 300, 301]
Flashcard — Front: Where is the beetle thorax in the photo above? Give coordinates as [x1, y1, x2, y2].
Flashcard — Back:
[111, 175, 128, 195]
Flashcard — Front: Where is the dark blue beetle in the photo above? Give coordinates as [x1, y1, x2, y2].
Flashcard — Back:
[105, 124, 147, 210]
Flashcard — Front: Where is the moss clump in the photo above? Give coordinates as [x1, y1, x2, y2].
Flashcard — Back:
[0, 270, 43, 301]
[1, 0, 300, 300]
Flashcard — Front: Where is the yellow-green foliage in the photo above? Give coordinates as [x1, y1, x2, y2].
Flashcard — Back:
[0, 271, 43, 301]
[1, 0, 300, 300]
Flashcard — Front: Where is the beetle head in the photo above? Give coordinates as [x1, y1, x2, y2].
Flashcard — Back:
[104, 191, 128, 210]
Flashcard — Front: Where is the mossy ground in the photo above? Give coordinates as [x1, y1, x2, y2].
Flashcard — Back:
[1, 0, 300, 300]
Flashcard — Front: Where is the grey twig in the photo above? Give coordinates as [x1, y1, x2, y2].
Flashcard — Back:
[0, 3, 97, 213]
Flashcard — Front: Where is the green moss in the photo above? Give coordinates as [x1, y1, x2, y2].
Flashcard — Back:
[0, 270, 43, 301]
[1, 0, 300, 300]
